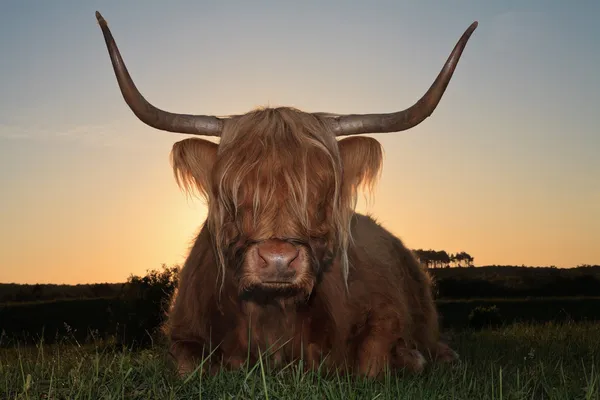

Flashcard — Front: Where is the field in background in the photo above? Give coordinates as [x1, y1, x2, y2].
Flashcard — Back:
[2, 265, 600, 398]
[3, 265, 600, 348]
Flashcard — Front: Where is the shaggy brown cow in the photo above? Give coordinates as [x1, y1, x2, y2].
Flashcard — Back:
[95, 11, 477, 378]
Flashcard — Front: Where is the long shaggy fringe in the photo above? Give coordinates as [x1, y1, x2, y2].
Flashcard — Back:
[170, 107, 382, 293]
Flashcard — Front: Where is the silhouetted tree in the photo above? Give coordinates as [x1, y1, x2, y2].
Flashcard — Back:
[435, 250, 451, 268]
[413, 249, 457, 268]
[453, 251, 474, 267]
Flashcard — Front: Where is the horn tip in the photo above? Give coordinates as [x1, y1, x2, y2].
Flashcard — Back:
[460, 21, 478, 39]
[95, 11, 107, 26]
[469, 21, 479, 32]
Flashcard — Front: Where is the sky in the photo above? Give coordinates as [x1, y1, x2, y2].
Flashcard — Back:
[1, 1, 599, 284]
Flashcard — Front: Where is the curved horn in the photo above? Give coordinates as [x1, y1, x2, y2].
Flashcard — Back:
[95, 11, 223, 136]
[328, 21, 478, 136]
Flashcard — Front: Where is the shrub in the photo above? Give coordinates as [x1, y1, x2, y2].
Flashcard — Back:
[468, 305, 502, 329]
[111, 264, 180, 349]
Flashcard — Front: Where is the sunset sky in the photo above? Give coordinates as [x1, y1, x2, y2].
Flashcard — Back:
[1, 1, 598, 284]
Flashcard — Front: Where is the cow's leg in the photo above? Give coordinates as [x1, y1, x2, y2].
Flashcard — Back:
[410, 270, 460, 364]
[168, 338, 212, 377]
[169, 327, 249, 377]
[356, 333, 392, 378]
[429, 340, 460, 363]
[302, 342, 322, 371]
[355, 301, 427, 378]
[392, 344, 427, 373]
[419, 308, 460, 364]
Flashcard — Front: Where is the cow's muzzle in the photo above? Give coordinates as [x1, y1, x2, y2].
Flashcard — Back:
[255, 239, 300, 286]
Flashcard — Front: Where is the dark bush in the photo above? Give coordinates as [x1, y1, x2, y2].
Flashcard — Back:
[468, 305, 502, 329]
[111, 264, 180, 349]
[0, 265, 181, 349]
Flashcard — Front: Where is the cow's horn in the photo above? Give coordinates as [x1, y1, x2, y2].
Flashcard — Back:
[327, 21, 478, 136]
[95, 11, 223, 136]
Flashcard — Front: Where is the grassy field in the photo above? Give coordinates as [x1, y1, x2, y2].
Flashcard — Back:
[1, 322, 599, 399]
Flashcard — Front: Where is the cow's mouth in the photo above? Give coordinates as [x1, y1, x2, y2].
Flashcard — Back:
[239, 280, 307, 304]
[261, 281, 295, 288]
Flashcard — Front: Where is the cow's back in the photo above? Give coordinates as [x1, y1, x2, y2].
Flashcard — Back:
[345, 213, 440, 350]
[348, 213, 427, 281]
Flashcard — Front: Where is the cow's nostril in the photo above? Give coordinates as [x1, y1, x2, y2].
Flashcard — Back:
[257, 239, 299, 271]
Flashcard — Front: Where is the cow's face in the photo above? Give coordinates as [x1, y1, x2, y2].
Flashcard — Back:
[171, 108, 382, 298]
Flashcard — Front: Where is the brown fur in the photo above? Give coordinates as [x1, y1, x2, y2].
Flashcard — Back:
[163, 106, 457, 378]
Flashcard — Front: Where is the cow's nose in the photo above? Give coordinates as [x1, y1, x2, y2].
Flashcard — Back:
[257, 239, 299, 271]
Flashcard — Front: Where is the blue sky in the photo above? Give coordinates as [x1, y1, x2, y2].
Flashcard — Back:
[1, 1, 598, 284]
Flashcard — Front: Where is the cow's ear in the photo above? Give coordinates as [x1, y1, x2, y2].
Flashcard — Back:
[170, 138, 218, 200]
[337, 136, 383, 195]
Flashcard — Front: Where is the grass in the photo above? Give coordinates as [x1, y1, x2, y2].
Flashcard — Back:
[1, 322, 599, 399]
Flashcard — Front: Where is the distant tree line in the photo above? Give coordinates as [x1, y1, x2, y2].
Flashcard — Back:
[3, 264, 600, 349]
[0, 282, 123, 304]
[2, 262, 600, 306]
[412, 249, 474, 268]
[434, 273, 600, 299]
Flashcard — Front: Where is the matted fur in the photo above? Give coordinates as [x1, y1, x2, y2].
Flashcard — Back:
[171, 107, 382, 291]
[164, 106, 458, 378]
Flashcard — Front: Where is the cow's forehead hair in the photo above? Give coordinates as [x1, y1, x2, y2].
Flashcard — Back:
[205, 107, 355, 290]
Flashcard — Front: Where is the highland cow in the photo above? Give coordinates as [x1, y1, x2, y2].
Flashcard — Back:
[95, 11, 477, 378]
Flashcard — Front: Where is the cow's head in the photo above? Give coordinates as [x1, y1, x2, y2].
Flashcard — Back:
[95, 11, 477, 298]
